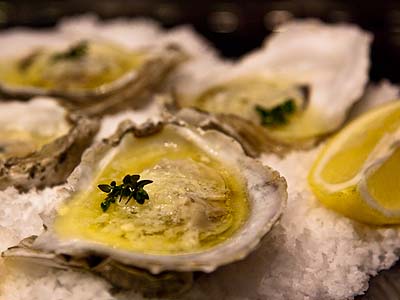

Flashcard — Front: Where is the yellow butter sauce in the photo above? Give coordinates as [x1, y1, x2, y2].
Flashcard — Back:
[55, 127, 249, 255]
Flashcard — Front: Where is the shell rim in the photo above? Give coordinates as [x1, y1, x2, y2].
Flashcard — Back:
[0, 97, 100, 191]
[0, 44, 184, 103]
[34, 116, 287, 274]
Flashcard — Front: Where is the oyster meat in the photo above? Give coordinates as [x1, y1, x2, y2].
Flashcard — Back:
[0, 97, 99, 191]
[0, 40, 144, 92]
[174, 20, 371, 156]
[0, 32, 185, 116]
[2, 112, 287, 296]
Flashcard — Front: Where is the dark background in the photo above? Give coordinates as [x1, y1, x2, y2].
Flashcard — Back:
[0, 1, 399, 299]
[0, 0, 399, 83]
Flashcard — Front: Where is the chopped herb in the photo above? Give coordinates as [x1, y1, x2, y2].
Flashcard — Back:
[255, 99, 296, 127]
[51, 40, 88, 62]
[98, 174, 153, 212]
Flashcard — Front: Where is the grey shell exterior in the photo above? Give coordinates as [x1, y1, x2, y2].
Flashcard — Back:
[3, 236, 193, 298]
[0, 112, 99, 191]
[170, 87, 317, 158]
[2, 113, 287, 297]
[0, 45, 186, 117]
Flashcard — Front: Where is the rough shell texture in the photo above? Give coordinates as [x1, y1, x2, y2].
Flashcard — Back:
[0, 98, 99, 191]
[0, 45, 186, 117]
[3, 112, 287, 292]
[236, 20, 371, 132]
[0, 14, 216, 117]
[173, 108, 293, 158]
[174, 20, 371, 155]
[3, 236, 193, 298]
[57, 14, 218, 60]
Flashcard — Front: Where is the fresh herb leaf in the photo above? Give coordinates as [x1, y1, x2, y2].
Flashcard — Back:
[98, 184, 112, 193]
[134, 188, 149, 205]
[136, 180, 153, 188]
[51, 40, 88, 62]
[98, 174, 153, 212]
[100, 195, 115, 212]
[255, 99, 296, 127]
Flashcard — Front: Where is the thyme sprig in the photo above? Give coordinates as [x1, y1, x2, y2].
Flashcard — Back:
[98, 175, 153, 212]
[255, 99, 296, 127]
[51, 40, 88, 62]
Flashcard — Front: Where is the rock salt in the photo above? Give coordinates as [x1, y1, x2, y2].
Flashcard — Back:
[2, 147, 400, 300]
[1, 16, 400, 300]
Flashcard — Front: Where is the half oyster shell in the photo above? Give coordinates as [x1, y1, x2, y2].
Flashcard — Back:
[174, 20, 371, 156]
[0, 97, 99, 191]
[2, 111, 287, 296]
[0, 36, 185, 116]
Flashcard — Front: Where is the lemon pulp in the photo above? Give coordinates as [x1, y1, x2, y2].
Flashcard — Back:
[309, 101, 400, 225]
[365, 148, 400, 211]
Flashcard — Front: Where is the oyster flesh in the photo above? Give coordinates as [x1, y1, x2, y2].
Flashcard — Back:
[0, 35, 185, 116]
[0, 97, 99, 191]
[174, 20, 371, 156]
[2, 111, 287, 296]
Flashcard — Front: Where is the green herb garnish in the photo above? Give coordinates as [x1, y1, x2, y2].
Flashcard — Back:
[98, 175, 153, 212]
[255, 99, 296, 127]
[51, 40, 88, 62]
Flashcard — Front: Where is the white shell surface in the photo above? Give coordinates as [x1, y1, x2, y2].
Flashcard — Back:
[175, 19, 371, 137]
[0, 97, 70, 138]
[33, 121, 287, 274]
[0, 15, 217, 115]
[56, 15, 222, 92]
[0, 96, 99, 191]
[0, 14, 217, 68]
[58, 15, 218, 59]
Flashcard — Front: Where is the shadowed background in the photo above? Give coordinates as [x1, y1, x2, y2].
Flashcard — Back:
[0, 0, 399, 82]
[0, 1, 399, 299]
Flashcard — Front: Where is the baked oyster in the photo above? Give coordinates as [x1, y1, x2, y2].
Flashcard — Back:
[2, 112, 287, 297]
[174, 20, 371, 156]
[0, 97, 99, 191]
[0, 37, 185, 116]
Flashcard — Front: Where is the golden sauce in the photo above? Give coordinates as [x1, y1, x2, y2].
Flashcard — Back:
[0, 42, 145, 91]
[192, 76, 326, 142]
[55, 127, 249, 255]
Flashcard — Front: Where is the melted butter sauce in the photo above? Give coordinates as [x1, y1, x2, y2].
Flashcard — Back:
[193, 76, 326, 142]
[55, 127, 249, 255]
[194, 76, 304, 122]
[0, 42, 145, 91]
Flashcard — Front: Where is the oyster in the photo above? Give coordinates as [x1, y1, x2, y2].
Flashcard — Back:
[0, 36, 185, 116]
[174, 20, 371, 156]
[2, 112, 287, 296]
[0, 97, 99, 191]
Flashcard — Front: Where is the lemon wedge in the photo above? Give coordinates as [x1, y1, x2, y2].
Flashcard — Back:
[308, 100, 400, 225]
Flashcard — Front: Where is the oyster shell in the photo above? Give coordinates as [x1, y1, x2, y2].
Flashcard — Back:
[0, 97, 99, 191]
[2, 111, 287, 296]
[3, 236, 193, 298]
[0, 36, 185, 116]
[173, 107, 294, 158]
[174, 20, 371, 156]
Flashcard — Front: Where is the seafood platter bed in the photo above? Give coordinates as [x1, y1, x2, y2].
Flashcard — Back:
[0, 15, 400, 300]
